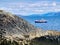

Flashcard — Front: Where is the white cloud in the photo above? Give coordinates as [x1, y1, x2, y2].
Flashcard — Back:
[52, 2, 57, 6]
[0, 1, 60, 16]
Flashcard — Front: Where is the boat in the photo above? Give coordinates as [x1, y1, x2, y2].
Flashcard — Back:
[35, 18, 47, 23]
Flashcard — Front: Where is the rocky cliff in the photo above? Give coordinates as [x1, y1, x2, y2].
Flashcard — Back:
[0, 10, 37, 39]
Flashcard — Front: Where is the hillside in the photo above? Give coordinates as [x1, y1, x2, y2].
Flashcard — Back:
[45, 30, 60, 36]
[0, 10, 37, 39]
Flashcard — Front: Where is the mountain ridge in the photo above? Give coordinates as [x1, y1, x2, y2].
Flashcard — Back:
[0, 10, 37, 39]
[19, 12, 60, 17]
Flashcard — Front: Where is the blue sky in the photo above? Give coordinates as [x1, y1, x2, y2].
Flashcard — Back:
[0, 0, 60, 16]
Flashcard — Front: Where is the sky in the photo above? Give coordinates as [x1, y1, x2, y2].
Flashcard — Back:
[0, 0, 60, 16]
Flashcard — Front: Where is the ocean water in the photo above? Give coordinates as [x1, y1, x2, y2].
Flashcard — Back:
[19, 13, 60, 31]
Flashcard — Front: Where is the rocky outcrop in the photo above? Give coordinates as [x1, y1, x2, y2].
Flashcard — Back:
[45, 30, 60, 36]
[0, 10, 37, 39]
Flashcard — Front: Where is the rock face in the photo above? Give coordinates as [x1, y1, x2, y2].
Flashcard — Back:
[0, 10, 36, 39]
[45, 30, 60, 36]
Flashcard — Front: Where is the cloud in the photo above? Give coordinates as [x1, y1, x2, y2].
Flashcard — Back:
[0, 1, 60, 16]
[52, 2, 57, 6]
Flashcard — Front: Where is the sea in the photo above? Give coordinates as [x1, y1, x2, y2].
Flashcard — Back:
[18, 12, 60, 31]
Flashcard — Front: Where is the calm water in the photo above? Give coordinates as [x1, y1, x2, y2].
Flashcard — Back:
[19, 14, 60, 31]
